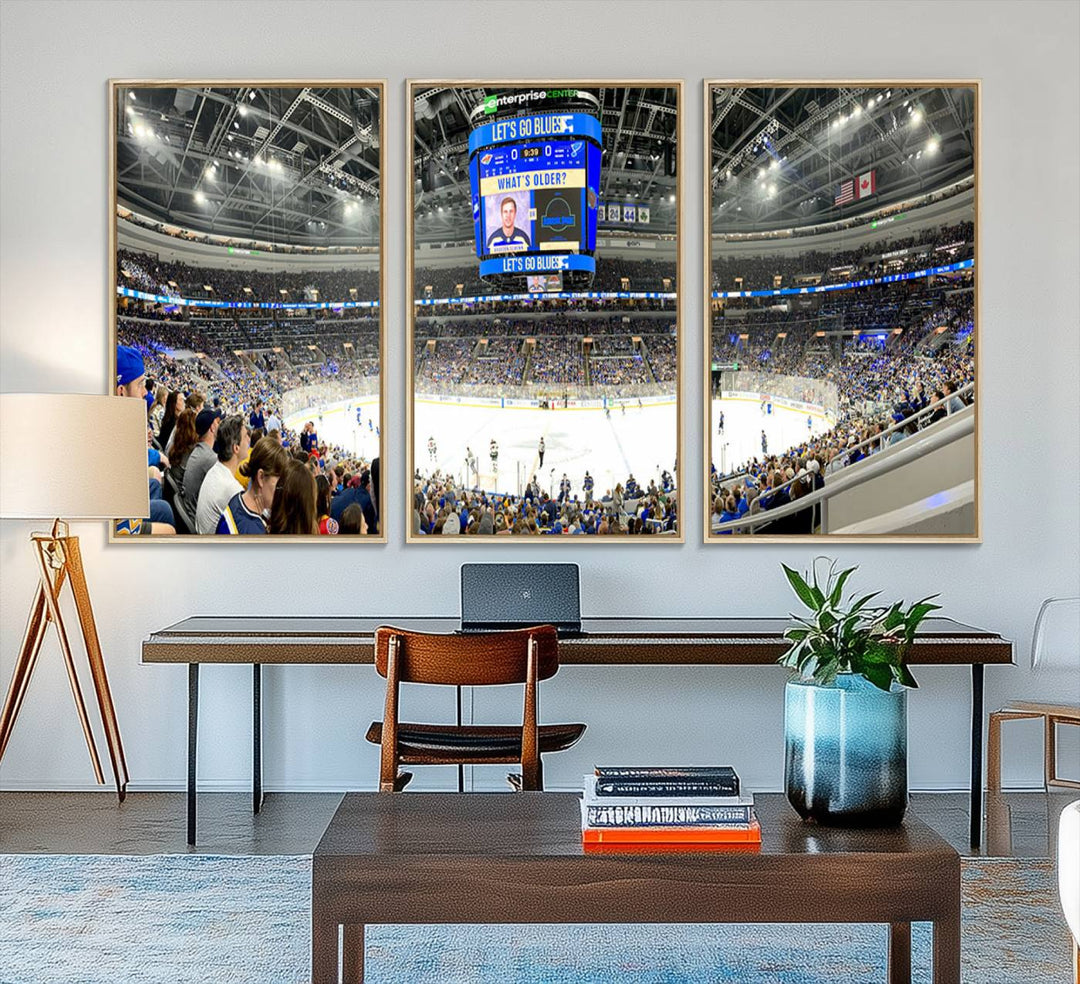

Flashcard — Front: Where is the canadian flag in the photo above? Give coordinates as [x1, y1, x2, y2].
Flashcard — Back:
[856, 169, 876, 200]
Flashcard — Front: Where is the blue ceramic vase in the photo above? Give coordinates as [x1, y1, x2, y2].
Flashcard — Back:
[784, 672, 908, 826]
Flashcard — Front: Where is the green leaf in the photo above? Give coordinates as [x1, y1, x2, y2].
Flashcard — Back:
[782, 564, 819, 611]
[895, 663, 919, 689]
[861, 642, 897, 665]
[829, 565, 857, 607]
[862, 663, 894, 692]
[849, 591, 881, 613]
[882, 604, 905, 632]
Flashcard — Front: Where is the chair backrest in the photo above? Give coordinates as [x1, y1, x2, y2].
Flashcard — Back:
[1031, 597, 1080, 672]
[373, 625, 559, 686]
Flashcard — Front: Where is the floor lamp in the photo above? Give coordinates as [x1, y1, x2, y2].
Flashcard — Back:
[0, 393, 150, 800]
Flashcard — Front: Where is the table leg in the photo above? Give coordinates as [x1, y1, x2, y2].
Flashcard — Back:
[311, 912, 339, 984]
[343, 924, 364, 983]
[253, 663, 263, 814]
[456, 684, 464, 793]
[888, 922, 911, 984]
[933, 910, 962, 984]
[969, 663, 984, 848]
[188, 663, 199, 847]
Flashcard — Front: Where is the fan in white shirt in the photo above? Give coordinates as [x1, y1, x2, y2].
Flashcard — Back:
[195, 415, 250, 534]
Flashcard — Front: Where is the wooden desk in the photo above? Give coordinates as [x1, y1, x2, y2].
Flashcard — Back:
[142, 616, 1012, 846]
[311, 791, 961, 984]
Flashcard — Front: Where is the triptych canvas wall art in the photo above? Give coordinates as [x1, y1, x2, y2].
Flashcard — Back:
[108, 79, 978, 543]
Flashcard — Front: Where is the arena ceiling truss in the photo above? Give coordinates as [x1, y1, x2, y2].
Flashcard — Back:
[412, 85, 680, 241]
[115, 85, 381, 246]
[709, 85, 976, 233]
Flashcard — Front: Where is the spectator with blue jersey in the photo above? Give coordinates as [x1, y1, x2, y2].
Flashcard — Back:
[114, 344, 175, 535]
[217, 437, 289, 534]
[249, 399, 265, 432]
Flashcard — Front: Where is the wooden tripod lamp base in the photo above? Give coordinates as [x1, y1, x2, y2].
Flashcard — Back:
[0, 520, 129, 801]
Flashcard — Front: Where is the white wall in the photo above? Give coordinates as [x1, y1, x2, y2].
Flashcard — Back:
[1, 0, 1077, 795]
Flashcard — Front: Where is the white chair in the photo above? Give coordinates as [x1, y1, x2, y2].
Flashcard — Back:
[1059, 799, 1080, 983]
[988, 598, 1080, 791]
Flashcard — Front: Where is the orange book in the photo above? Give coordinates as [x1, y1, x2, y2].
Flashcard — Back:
[583, 840, 761, 855]
[582, 818, 761, 845]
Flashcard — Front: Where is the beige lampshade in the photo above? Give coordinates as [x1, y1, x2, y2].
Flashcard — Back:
[0, 393, 151, 520]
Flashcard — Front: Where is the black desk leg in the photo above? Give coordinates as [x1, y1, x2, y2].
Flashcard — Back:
[253, 663, 263, 815]
[969, 663, 984, 849]
[187, 662, 199, 847]
[456, 684, 464, 793]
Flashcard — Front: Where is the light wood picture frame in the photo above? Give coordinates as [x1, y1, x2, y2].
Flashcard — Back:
[108, 80, 387, 542]
[704, 81, 980, 543]
[407, 80, 684, 543]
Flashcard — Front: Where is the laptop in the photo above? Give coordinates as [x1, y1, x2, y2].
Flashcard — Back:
[460, 563, 582, 637]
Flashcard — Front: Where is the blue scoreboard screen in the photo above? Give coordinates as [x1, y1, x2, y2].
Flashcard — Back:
[468, 112, 601, 284]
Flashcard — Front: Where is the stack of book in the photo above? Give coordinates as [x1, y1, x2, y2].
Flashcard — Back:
[581, 766, 760, 848]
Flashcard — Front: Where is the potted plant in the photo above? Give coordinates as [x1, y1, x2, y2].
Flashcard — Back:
[779, 559, 940, 826]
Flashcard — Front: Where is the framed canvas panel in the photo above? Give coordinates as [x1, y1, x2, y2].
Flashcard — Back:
[407, 81, 683, 542]
[109, 80, 386, 541]
[704, 81, 980, 542]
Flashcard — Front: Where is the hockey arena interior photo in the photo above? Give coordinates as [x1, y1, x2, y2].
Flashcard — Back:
[410, 84, 681, 538]
[112, 83, 384, 537]
[708, 84, 977, 539]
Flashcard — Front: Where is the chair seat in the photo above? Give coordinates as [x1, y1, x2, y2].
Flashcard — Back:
[365, 721, 586, 761]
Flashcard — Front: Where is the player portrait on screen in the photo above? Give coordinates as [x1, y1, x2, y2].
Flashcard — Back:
[485, 194, 531, 251]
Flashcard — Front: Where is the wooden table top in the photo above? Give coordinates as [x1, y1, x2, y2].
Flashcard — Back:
[313, 791, 956, 862]
[142, 615, 1013, 666]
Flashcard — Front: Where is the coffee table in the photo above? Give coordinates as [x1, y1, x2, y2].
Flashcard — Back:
[311, 792, 960, 984]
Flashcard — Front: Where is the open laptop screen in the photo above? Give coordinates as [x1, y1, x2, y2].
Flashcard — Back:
[460, 563, 581, 632]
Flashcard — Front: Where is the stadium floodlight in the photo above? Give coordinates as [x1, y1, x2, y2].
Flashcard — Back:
[767, 184, 777, 197]
[238, 104, 249, 117]
[194, 190, 206, 204]
[852, 104, 861, 117]
[669, 194, 676, 202]
[926, 137, 940, 154]
[911, 108, 923, 124]
[770, 159, 779, 171]
[128, 92, 136, 101]
[248, 90, 257, 101]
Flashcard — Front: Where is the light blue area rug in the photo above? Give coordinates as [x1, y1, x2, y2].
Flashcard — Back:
[0, 854, 1070, 983]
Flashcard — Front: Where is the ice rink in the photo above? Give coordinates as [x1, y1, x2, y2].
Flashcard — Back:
[283, 394, 381, 462]
[710, 396, 834, 475]
[414, 398, 677, 498]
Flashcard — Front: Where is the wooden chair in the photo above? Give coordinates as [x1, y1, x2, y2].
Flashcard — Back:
[366, 625, 586, 792]
[988, 598, 1080, 792]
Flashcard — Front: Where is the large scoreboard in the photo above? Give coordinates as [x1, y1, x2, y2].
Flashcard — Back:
[468, 102, 601, 290]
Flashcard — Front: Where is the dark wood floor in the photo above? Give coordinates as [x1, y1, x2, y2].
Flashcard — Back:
[0, 789, 1073, 857]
